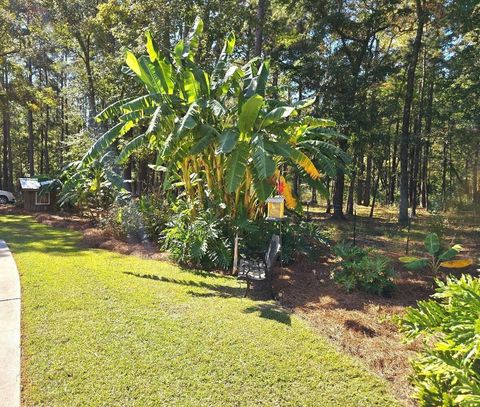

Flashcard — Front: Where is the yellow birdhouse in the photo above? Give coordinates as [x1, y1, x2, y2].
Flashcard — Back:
[266, 196, 285, 220]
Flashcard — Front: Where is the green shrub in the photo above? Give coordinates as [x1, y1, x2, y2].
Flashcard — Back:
[242, 220, 331, 264]
[398, 275, 480, 406]
[332, 243, 396, 296]
[427, 212, 448, 237]
[138, 194, 170, 244]
[102, 200, 147, 242]
[163, 201, 232, 270]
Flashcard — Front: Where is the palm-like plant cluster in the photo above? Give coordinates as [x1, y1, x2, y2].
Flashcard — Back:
[69, 17, 347, 221]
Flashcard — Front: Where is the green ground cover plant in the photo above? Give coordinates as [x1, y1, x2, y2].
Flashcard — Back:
[2, 214, 399, 406]
[332, 243, 396, 296]
[399, 275, 480, 406]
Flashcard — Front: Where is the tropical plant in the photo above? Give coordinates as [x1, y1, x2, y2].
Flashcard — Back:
[399, 233, 473, 273]
[59, 155, 126, 219]
[137, 194, 171, 244]
[332, 243, 396, 295]
[398, 275, 480, 406]
[242, 219, 331, 264]
[102, 200, 147, 241]
[163, 200, 232, 269]
[73, 17, 347, 222]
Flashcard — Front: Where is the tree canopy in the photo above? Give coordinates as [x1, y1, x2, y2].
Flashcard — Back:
[0, 0, 479, 220]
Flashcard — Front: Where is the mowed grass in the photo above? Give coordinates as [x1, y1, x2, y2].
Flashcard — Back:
[1, 214, 399, 406]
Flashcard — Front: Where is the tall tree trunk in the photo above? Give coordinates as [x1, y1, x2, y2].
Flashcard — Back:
[473, 140, 479, 204]
[254, 0, 268, 57]
[389, 117, 400, 204]
[363, 153, 372, 205]
[346, 154, 357, 215]
[442, 136, 448, 209]
[76, 34, 97, 130]
[44, 107, 50, 174]
[356, 153, 364, 205]
[332, 139, 347, 219]
[421, 80, 434, 209]
[370, 163, 382, 218]
[399, 0, 425, 224]
[310, 187, 317, 204]
[2, 62, 12, 191]
[27, 58, 35, 176]
[2, 108, 10, 190]
[44, 68, 50, 174]
[123, 157, 132, 192]
[411, 49, 427, 216]
[325, 177, 332, 213]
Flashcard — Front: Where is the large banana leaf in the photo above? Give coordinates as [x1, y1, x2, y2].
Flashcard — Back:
[217, 129, 238, 154]
[438, 244, 463, 261]
[190, 124, 218, 154]
[238, 95, 263, 135]
[117, 133, 148, 163]
[83, 121, 134, 164]
[261, 106, 296, 128]
[225, 141, 249, 193]
[425, 233, 440, 256]
[252, 173, 274, 202]
[162, 101, 199, 157]
[269, 142, 321, 180]
[96, 98, 132, 122]
[252, 133, 275, 179]
[211, 31, 235, 87]
[244, 60, 269, 98]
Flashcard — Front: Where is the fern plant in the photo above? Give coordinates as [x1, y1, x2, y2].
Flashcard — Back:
[163, 201, 232, 269]
[399, 275, 480, 406]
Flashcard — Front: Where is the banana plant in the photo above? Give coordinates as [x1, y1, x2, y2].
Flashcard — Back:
[399, 233, 473, 273]
[69, 17, 347, 220]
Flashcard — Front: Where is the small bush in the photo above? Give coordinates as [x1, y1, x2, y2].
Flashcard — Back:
[426, 212, 448, 237]
[138, 194, 170, 244]
[163, 201, 232, 270]
[242, 220, 331, 264]
[332, 243, 396, 296]
[398, 275, 480, 406]
[102, 200, 147, 242]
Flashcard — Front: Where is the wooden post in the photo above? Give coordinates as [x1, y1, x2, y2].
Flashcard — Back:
[232, 233, 239, 275]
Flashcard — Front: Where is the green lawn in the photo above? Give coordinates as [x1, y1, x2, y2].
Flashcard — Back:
[2, 214, 399, 406]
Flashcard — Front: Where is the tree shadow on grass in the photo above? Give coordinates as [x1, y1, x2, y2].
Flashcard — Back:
[243, 304, 291, 325]
[123, 271, 245, 298]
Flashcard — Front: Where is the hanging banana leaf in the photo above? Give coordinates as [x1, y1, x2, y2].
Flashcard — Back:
[425, 233, 440, 256]
[252, 133, 275, 179]
[217, 129, 238, 154]
[225, 141, 249, 193]
[83, 121, 134, 164]
[238, 94, 263, 135]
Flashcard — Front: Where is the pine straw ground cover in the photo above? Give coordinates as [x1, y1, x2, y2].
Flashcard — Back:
[0, 214, 399, 406]
[276, 206, 480, 406]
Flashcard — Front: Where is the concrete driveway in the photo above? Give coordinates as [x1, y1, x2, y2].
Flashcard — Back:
[0, 240, 20, 407]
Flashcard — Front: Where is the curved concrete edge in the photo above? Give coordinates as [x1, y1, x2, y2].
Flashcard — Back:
[0, 240, 20, 407]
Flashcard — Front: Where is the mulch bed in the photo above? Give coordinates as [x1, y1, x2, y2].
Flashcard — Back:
[273, 257, 430, 406]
